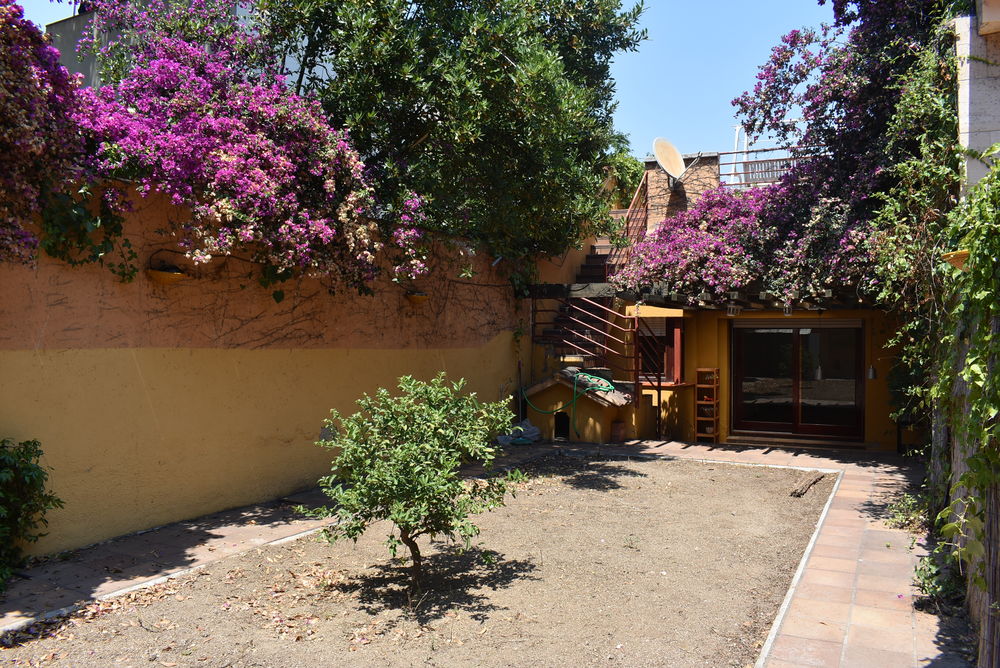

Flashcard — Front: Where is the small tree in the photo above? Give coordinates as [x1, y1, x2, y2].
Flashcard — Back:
[306, 374, 522, 590]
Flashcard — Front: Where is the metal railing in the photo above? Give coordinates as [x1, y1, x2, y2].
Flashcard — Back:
[634, 317, 664, 435]
[531, 296, 638, 401]
[605, 171, 649, 280]
[718, 145, 819, 188]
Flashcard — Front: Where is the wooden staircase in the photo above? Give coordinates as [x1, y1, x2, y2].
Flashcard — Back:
[531, 240, 637, 396]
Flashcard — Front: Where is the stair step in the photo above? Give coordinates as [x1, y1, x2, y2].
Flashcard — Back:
[554, 314, 606, 326]
[575, 272, 607, 282]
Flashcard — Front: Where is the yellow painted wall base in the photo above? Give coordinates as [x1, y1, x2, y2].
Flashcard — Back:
[0, 334, 517, 555]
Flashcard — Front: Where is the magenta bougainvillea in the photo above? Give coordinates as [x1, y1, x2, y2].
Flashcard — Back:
[75, 37, 385, 286]
[74, 0, 430, 288]
[0, 0, 83, 263]
[611, 183, 874, 303]
[612, 186, 774, 298]
[615, 0, 945, 304]
[0, 0, 429, 289]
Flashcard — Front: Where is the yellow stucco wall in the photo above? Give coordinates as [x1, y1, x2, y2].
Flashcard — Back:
[1, 336, 518, 555]
[1, 191, 525, 555]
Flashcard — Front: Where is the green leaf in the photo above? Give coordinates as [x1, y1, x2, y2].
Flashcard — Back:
[939, 521, 960, 538]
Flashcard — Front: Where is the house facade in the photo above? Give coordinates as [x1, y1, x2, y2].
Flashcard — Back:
[527, 154, 902, 451]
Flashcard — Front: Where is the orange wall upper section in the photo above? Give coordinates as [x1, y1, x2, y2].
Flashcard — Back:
[0, 192, 519, 351]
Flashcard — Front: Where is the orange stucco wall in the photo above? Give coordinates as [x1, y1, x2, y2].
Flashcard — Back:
[1, 192, 525, 554]
[535, 237, 597, 285]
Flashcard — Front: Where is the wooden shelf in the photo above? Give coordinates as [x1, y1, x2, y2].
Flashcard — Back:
[694, 368, 719, 443]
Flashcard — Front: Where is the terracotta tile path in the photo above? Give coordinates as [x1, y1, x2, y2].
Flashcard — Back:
[610, 441, 973, 668]
[1, 440, 974, 666]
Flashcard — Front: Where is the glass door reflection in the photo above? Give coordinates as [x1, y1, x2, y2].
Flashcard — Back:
[799, 328, 861, 432]
[735, 328, 794, 428]
[734, 326, 863, 439]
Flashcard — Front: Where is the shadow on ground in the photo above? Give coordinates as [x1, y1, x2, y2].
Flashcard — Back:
[0, 492, 329, 646]
[329, 545, 538, 628]
[920, 605, 978, 666]
[514, 451, 651, 491]
[669, 440, 925, 471]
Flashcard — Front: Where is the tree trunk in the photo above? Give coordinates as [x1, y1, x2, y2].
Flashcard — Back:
[399, 529, 422, 592]
[979, 479, 999, 668]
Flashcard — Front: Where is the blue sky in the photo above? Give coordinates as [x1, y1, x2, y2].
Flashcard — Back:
[22, 0, 834, 157]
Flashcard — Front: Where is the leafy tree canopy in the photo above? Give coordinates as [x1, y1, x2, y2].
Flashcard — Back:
[259, 0, 645, 264]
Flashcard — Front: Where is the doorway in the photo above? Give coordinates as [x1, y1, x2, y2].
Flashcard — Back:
[732, 323, 864, 439]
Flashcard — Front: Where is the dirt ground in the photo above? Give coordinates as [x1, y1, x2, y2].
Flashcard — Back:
[2, 454, 835, 668]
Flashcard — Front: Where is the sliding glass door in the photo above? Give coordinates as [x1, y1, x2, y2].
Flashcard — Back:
[733, 325, 863, 439]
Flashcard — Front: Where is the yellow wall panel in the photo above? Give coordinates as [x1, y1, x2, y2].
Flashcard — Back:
[0, 334, 518, 554]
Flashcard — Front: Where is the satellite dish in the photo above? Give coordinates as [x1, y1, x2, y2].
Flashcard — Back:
[652, 137, 686, 181]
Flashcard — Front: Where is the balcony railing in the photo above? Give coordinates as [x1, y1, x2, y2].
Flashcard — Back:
[719, 145, 818, 188]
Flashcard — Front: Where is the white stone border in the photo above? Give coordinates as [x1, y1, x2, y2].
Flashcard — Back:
[753, 466, 844, 668]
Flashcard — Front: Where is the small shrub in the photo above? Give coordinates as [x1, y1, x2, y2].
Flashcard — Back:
[913, 551, 965, 611]
[304, 374, 523, 591]
[885, 491, 930, 532]
[0, 438, 64, 591]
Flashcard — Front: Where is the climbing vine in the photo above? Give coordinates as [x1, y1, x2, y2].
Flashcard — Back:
[39, 185, 138, 282]
[866, 21, 963, 433]
[929, 154, 1000, 594]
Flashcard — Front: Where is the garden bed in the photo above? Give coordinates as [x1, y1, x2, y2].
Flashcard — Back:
[2, 454, 835, 667]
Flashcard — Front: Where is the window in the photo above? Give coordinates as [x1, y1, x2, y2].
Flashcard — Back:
[732, 322, 863, 439]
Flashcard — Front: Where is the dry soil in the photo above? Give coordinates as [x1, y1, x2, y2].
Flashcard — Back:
[1, 454, 835, 668]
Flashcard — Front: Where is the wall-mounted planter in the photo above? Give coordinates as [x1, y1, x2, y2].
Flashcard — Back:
[942, 249, 970, 271]
[146, 268, 188, 285]
[405, 291, 430, 305]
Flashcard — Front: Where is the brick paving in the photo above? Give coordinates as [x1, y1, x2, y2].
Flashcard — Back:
[0, 440, 974, 666]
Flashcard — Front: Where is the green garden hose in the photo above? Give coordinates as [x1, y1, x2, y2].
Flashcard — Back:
[520, 372, 616, 438]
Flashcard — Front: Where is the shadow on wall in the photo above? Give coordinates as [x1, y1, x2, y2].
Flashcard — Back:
[660, 390, 686, 441]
